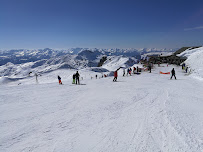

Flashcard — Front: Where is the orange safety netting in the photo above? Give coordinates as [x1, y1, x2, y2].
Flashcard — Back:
[160, 71, 170, 74]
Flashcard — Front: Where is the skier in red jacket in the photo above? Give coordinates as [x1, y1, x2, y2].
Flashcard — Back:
[113, 68, 120, 82]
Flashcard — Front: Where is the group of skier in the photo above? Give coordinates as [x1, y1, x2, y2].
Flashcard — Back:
[58, 71, 80, 85]
[113, 66, 141, 82]
[182, 63, 190, 73]
[72, 71, 80, 85]
[57, 64, 178, 85]
[113, 66, 177, 82]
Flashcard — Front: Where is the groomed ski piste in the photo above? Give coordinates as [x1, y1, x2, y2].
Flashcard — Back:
[0, 48, 203, 152]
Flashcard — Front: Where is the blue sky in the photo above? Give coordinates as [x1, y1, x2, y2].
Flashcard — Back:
[0, 0, 203, 49]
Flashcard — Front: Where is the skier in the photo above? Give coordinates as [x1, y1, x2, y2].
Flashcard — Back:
[170, 68, 176, 80]
[72, 74, 76, 84]
[129, 68, 132, 75]
[148, 63, 152, 73]
[113, 70, 118, 82]
[127, 68, 130, 76]
[113, 67, 121, 82]
[182, 63, 185, 70]
[58, 75, 62, 84]
[75, 71, 80, 85]
[96, 75, 98, 79]
[137, 66, 139, 73]
[133, 67, 136, 74]
[185, 67, 188, 73]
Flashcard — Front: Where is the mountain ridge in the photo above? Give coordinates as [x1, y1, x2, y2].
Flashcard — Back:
[0, 48, 177, 77]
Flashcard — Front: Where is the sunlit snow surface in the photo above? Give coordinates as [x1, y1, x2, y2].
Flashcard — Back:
[178, 46, 203, 80]
[0, 63, 203, 152]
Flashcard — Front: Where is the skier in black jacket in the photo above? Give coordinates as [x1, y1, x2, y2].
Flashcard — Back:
[170, 68, 176, 80]
[75, 71, 80, 85]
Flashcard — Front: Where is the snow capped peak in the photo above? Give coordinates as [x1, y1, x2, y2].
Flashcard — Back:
[0, 47, 177, 78]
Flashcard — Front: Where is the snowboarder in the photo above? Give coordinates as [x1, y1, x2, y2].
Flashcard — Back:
[75, 71, 80, 85]
[58, 75, 62, 84]
[170, 68, 176, 80]
[72, 74, 76, 84]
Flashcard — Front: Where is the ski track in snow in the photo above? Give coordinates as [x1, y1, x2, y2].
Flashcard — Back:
[0, 65, 203, 152]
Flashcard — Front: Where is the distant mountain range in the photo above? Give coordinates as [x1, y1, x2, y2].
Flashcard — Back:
[0, 48, 177, 77]
[0, 48, 177, 66]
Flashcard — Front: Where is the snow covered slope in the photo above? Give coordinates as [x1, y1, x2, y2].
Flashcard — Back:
[102, 56, 137, 71]
[0, 54, 87, 78]
[0, 64, 203, 152]
[179, 46, 203, 80]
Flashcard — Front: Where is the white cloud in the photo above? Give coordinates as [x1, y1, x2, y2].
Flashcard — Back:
[184, 26, 203, 31]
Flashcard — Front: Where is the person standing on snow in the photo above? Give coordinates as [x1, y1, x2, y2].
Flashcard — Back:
[148, 63, 152, 73]
[58, 75, 62, 84]
[113, 70, 118, 82]
[113, 68, 121, 82]
[129, 68, 132, 76]
[137, 66, 139, 73]
[133, 67, 136, 74]
[127, 68, 129, 76]
[75, 71, 80, 85]
[170, 68, 176, 80]
[185, 67, 188, 73]
[72, 74, 76, 84]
